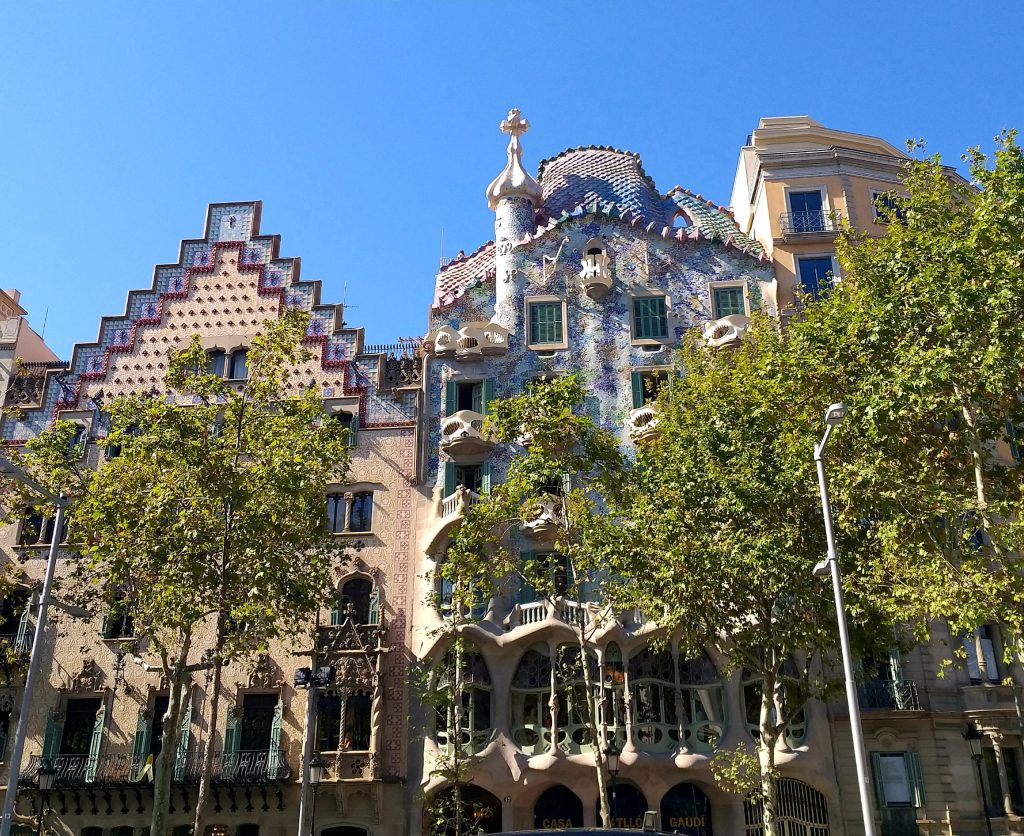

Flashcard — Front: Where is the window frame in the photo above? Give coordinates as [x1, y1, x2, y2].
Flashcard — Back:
[871, 189, 908, 224]
[629, 294, 671, 346]
[525, 296, 568, 351]
[795, 253, 839, 300]
[710, 281, 749, 319]
[784, 184, 830, 224]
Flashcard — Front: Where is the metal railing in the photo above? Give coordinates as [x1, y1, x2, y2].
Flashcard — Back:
[779, 210, 842, 235]
[858, 679, 921, 711]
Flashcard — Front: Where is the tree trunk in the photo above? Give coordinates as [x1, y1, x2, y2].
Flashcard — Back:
[452, 639, 464, 836]
[192, 615, 226, 836]
[758, 671, 780, 836]
[578, 627, 611, 828]
[150, 642, 190, 836]
[956, 390, 1006, 560]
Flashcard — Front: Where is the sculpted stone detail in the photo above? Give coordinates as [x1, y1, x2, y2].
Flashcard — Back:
[702, 314, 750, 349]
[69, 658, 104, 693]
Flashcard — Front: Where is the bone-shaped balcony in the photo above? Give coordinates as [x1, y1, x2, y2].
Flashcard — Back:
[702, 314, 750, 349]
[440, 410, 494, 460]
[426, 320, 509, 360]
[520, 494, 563, 540]
[579, 252, 612, 299]
[628, 404, 661, 443]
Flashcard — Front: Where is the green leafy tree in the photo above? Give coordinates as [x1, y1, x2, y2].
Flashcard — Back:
[605, 321, 889, 836]
[793, 131, 1024, 654]
[12, 309, 351, 836]
[440, 374, 626, 828]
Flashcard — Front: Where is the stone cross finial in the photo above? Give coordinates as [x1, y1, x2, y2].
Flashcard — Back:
[500, 108, 530, 139]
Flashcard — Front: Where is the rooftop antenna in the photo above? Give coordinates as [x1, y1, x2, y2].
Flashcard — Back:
[39, 306, 49, 340]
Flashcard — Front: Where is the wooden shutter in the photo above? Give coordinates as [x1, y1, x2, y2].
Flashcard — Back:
[42, 708, 63, 762]
[907, 751, 925, 807]
[482, 378, 496, 414]
[268, 699, 284, 778]
[223, 708, 240, 781]
[871, 752, 886, 810]
[518, 552, 536, 604]
[443, 461, 456, 498]
[368, 587, 381, 626]
[15, 600, 31, 655]
[85, 702, 106, 782]
[631, 371, 644, 409]
[481, 461, 491, 495]
[130, 707, 151, 781]
[561, 472, 572, 495]
[174, 695, 193, 781]
[444, 380, 457, 415]
[330, 595, 342, 626]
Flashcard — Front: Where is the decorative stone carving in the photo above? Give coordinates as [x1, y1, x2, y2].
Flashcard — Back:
[425, 321, 509, 359]
[521, 495, 563, 540]
[440, 410, 494, 459]
[486, 108, 542, 209]
[247, 652, 284, 689]
[379, 354, 422, 390]
[702, 314, 751, 349]
[70, 658, 103, 693]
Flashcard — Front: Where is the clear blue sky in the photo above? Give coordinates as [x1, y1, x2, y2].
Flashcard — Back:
[3, 2, 1021, 360]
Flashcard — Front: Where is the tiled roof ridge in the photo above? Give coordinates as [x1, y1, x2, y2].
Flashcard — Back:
[537, 145, 659, 194]
[666, 184, 737, 219]
[437, 239, 495, 274]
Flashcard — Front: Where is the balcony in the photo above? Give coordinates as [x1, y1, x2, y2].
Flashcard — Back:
[579, 252, 612, 299]
[426, 320, 509, 360]
[440, 410, 494, 460]
[440, 486, 482, 525]
[627, 404, 661, 443]
[702, 314, 750, 350]
[320, 750, 376, 782]
[778, 210, 842, 239]
[510, 597, 591, 630]
[317, 622, 385, 655]
[858, 679, 922, 711]
[520, 495, 563, 540]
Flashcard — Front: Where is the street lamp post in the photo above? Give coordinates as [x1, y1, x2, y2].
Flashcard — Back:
[963, 724, 995, 836]
[811, 403, 877, 836]
[295, 664, 335, 835]
[605, 738, 620, 827]
[308, 752, 326, 836]
[0, 457, 67, 836]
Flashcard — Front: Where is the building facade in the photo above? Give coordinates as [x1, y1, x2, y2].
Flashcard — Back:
[0, 204, 423, 835]
[0, 113, 1019, 836]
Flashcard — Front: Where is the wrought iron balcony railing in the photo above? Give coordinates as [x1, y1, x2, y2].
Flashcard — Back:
[858, 679, 922, 711]
[779, 210, 842, 235]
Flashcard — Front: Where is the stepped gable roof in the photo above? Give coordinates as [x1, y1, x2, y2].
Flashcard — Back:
[668, 187, 765, 257]
[538, 146, 672, 228]
[433, 241, 496, 309]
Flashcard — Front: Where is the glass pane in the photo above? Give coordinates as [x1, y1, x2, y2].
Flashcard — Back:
[798, 257, 834, 299]
[789, 190, 823, 213]
[714, 287, 745, 317]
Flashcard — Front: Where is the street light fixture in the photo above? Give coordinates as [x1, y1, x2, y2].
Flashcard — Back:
[812, 403, 877, 836]
[308, 752, 327, 836]
[963, 724, 994, 836]
[296, 664, 336, 835]
[605, 738, 621, 826]
[0, 456, 68, 836]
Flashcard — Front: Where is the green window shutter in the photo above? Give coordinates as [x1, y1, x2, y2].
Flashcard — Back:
[631, 371, 644, 409]
[518, 552, 536, 604]
[907, 751, 925, 807]
[174, 696, 192, 782]
[634, 297, 668, 339]
[443, 461, 456, 498]
[564, 556, 575, 598]
[871, 752, 886, 809]
[368, 587, 381, 626]
[42, 708, 63, 762]
[530, 303, 563, 344]
[471, 382, 483, 414]
[15, 602, 31, 655]
[223, 708, 240, 780]
[481, 461, 491, 495]
[444, 380, 457, 415]
[561, 472, 572, 496]
[482, 378, 496, 415]
[85, 702, 106, 782]
[888, 646, 903, 682]
[130, 707, 152, 781]
[714, 286, 745, 318]
[269, 699, 283, 756]
[330, 597, 342, 626]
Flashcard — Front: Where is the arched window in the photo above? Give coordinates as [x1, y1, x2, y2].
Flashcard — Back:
[236, 826, 260, 836]
[535, 785, 584, 829]
[679, 652, 726, 751]
[596, 783, 649, 829]
[207, 349, 226, 377]
[337, 577, 374, 625]
[434, 645, 493, 755]
[743, 661, 807, 747]
[334, 411, 357, 447]
[321, 828, 369, 836]
[600, 643, 626, 749]
[343, 690, 372, 751]
[744, 778, 830, 836]
[110, 828, 135, 836]
[228, 349, 248, 380]
[80, 829, 104, 836]
[661, 783, 712, 836]
[554, 644, 599, 754]
[672, 211, 691, 228]
[629, 646, 678, 753]
[426, 785, 501, 835]
[511, 644, 552, 754]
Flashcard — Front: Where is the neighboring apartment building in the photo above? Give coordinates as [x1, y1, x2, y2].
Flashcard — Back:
[0, 203, 423, 836]
[0, 288, 61, 410]
[731, 117, 1019, 836]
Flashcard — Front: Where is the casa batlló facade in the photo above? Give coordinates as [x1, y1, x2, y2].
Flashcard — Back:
[0, 112, 1021, 836]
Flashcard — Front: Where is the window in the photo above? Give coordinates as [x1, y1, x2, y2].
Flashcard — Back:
[0, 589, 30, 658]
[873, 191, 906, 224]
[434, 646, 493, 755]
[349, 491, 373, 533]
[964, 625, 1001, 683]
[315, 688, 372, 752]
[207, 349, 226, 377]
[518, 552, 569, 603]
[239, 693, 278, 751]
[228, 349, 248, 380]
[335, 577, 375, 625]
[743, 662, 806, 746]
[0, 702, 11, 760]
[343, 691, 372, 750]
[456, 381, 483, 413]
[325, 491, 374, 534]
[788, 189, 825, 232]
[101, 596, 135, 640]
[528, 301, 564, 346]
[149, 695, 170, 757]
[68, 424, 87, 459]
[630, 370, 667, 409]
[713, 285, 746, 318]
[316, 691, 342, 751]
[333, 411, 357, 446]
[110, 827, 134, 836]
[18, 508, 61, 546]
[511, 645, 552, 754]
[59, 697, 103, 756]
[236, 827, 260, 836]
[797, 256, 835, 299]
[872, 751, 924, 809]
[632, 296, 669, 340]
